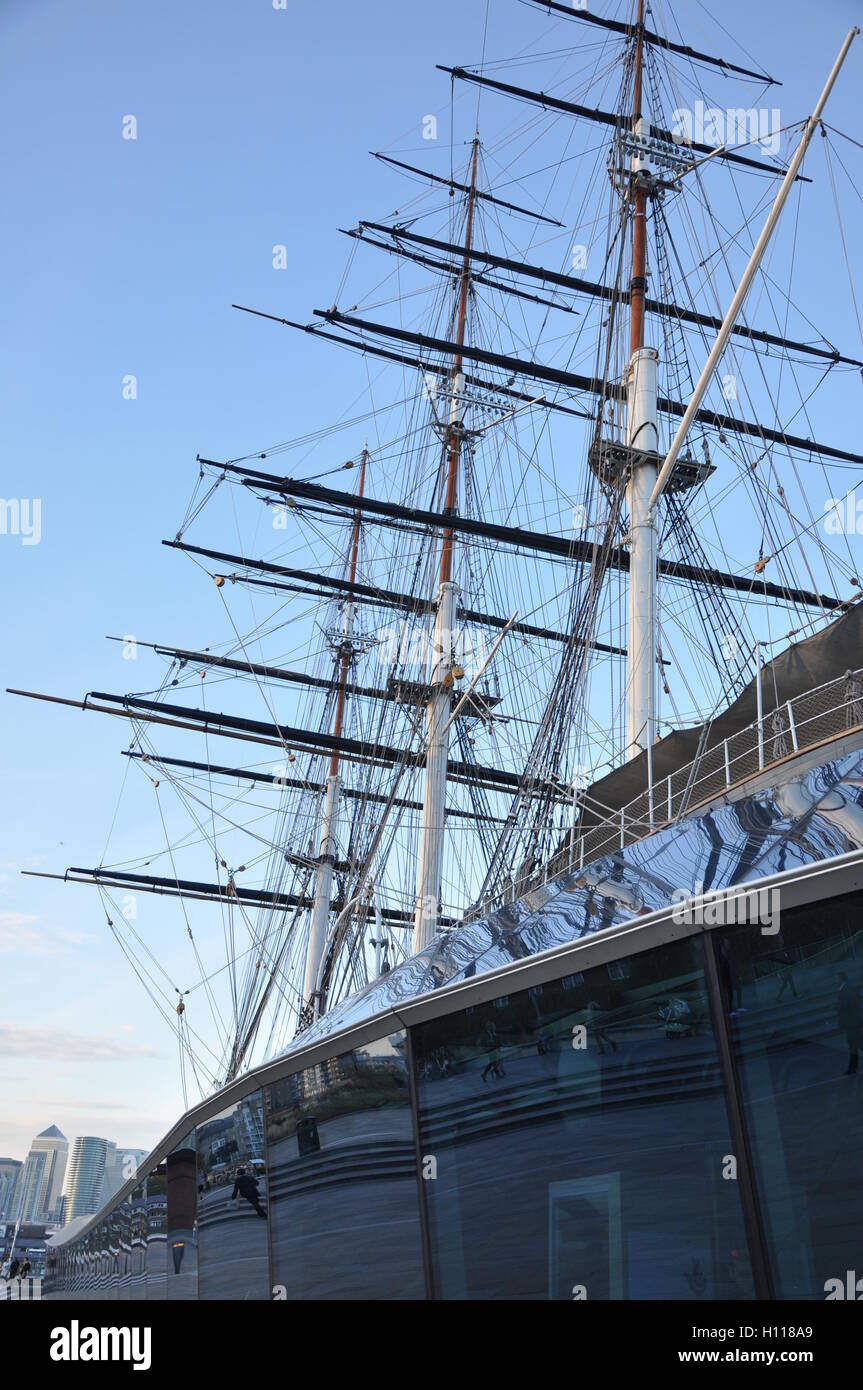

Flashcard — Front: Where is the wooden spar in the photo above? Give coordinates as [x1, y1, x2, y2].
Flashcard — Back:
[343, 226, 862, 367]
[624, 0, 660, 761]
[121, 751, 510, 825]
[306, 307, 863, 466]
[629, 0, 647, 360]
[436, 67, 791, 175]
[23, 868, 451, 927]
[328, 445, 367, 774]
[163, 536, 633, 639]
[413, 137, 479, 952]
[5, 687, 573, 798]
[370, 151, 564, 226]
[523, 0, 778, 84]
[439, 136, 479, 588]
[226, 476, 843, 610]
[303, 447, 367, 1011]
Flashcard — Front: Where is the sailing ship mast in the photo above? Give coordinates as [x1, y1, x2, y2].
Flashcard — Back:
[8, 0, 863, 1089]
[624, 0, 658, 762]
[622, 5, 858, 762]
[413, 135, 480, 953]
[302, 446, 368, 1012]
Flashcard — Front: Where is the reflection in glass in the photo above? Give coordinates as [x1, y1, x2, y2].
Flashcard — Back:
[167, 1130, 198, 1300]
[197, 1091, 269, 1299]
[88, 1229, 97, 1295]
[413, 937, 752, 1299]
[113, 1198, 132, 1301]
[266, 1033, 425, 1299]
[128, 1181, 148, 1298]
[94, 1223, 108, 1295]
[721, 890, 863, 1297]
[144, 1165, 167, 1300]
[102, 1210, 114, 1300]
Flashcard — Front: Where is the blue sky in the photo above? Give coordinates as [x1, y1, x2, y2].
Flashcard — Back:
[2, 0, 862, 1163]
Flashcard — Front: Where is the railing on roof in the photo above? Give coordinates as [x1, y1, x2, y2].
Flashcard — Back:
[471, 666, 863, 919]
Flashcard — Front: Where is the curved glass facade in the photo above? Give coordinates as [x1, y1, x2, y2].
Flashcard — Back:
[283, 740, 863, 1047]
[266, 1033, 425, 1299]
[197, 1093, 269, 1300]
[45, 873, 863, 1300]
[412, 933, 751, 1299]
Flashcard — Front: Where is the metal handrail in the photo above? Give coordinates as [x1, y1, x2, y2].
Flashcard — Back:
[476, 666, 863, 917]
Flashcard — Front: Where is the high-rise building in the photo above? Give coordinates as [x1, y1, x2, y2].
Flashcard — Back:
[99, 1143, 148, 1206]
[12, 1126, 68, 1223]
[235, 1096, 265, 1157]
[62, 1136, 109, 1224]
[0, 1158, 22, 1221]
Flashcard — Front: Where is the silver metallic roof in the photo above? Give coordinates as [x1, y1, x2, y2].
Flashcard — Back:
[277, 734, 863, 1054]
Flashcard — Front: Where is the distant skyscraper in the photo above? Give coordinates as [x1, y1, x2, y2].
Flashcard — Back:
[12, 1126, 68, 1223]
[0, 1158, 22, 1220]
[99, 1143, 148, 1206]
[62, 1136, 109, 1223]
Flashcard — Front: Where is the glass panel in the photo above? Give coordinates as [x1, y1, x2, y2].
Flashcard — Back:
[166, 1130, 198, 1300]
[97, 1220, 110, 1299]
[128, 1181, 148, 1299]
[266, 1032, 425, 1299]
[114, 1197, 132, 1301]
[197, 1091, 269, 1299]
[44, 1243, 58, 1298]
[721, 889, 863, 1297]
[145, 1166, 167, 1299]
[85, 1230, 95, 1295]
[105, 1203, 123, 1301]
[413, 935, 752, 1299]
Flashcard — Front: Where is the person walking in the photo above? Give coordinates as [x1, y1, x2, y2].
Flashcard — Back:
[231, 1165, 267, 1219]
[480, 1020, 505, 1081]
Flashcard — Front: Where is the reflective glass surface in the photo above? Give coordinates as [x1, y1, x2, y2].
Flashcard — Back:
[128, 1181, 148, 1298]
[413, 936, 753, 1299]
[197, 1091, 269, 1299]
[41, 881, 863, 1303]
[113, 1198, 131, 1301]
[144, 1166, 167, 1300]
[721, 890, 863, 1297]
[288, 745, 863, 1053]
[98, 1225, 107, 1296]
[266, 1032, 425, 1299]
[166, 1130, 198, 1300]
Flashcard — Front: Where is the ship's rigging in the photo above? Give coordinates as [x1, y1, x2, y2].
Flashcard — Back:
[12, 1, 863, 1102]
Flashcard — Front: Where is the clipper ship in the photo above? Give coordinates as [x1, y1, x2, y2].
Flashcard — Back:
[18, 2, 863, 1301]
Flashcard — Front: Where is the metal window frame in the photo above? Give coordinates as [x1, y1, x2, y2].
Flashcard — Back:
[405, 1027, 435, 1301]
[702, 933, 775, 1299]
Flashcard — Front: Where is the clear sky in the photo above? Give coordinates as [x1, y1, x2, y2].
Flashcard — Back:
[2, 0, 862, 1164]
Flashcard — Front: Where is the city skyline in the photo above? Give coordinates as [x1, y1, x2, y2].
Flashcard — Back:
[1, 1121, 149, 1227]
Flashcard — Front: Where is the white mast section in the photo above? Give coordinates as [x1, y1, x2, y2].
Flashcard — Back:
[625, 338, 659, 759]
[303, 773, 341, 1006]
[624, 0, 659, 761]
[413, 577, 458, 950]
